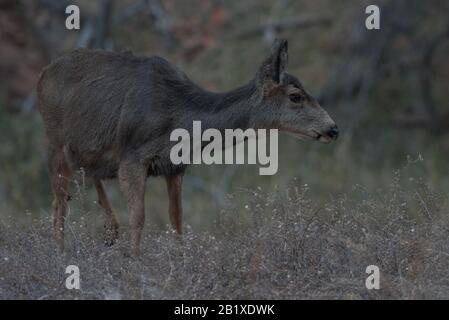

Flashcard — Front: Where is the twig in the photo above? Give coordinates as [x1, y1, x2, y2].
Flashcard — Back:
[415, 191, 432, 221]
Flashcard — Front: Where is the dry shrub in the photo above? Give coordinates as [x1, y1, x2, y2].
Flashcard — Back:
[1, 172, 449, 299]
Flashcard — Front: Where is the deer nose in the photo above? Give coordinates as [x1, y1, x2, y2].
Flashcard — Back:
[327, 125, 339, 140]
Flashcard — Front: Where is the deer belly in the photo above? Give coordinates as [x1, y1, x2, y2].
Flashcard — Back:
[63, 144, 120, 179]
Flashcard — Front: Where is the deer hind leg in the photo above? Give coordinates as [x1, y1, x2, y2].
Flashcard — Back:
[118, 158, 147, 256]
[94, 180, 119, 246]
[48, 146, 73, 251]
[165, 174, 183, 235]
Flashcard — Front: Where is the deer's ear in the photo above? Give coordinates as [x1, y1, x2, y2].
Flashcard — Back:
[256, 39, 289, 95]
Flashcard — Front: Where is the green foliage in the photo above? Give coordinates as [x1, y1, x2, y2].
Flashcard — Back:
[0, 106, 51, 212]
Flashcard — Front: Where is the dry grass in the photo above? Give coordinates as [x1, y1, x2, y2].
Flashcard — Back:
[1, 173, 449, 300]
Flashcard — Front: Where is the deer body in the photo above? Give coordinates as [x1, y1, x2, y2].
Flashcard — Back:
[38, 40, 338, 254]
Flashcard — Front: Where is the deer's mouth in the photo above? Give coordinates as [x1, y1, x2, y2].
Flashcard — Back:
[312, 130, 333, 143]
[281, 127, 332, 144]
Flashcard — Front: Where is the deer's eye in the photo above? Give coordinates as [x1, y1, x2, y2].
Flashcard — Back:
[289, 94, 303, 104]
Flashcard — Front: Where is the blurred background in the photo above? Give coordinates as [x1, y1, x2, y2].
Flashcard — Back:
[1, 0, 449, 231]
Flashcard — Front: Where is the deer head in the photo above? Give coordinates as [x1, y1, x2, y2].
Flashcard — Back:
[254, 39, 338, 143]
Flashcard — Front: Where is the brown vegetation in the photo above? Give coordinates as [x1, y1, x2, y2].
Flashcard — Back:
[1, 168, 449, 299]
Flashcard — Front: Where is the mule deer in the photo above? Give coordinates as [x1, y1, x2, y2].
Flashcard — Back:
[37, 39, 338, 255]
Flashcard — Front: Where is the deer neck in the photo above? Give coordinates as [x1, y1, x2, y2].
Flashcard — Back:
[195, 80, 259, 132]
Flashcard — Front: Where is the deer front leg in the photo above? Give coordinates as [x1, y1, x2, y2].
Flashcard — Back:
[118, 158, 147, 256]
[165, 174, 183, 234]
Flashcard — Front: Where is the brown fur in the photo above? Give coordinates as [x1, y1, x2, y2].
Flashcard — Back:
[37, 39, 337, 255]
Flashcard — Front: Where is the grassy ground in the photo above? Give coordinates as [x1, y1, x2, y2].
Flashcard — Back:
[2, 168, 449, 299]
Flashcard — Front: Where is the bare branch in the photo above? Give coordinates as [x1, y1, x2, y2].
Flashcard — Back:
[234, 16, 331, 39]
